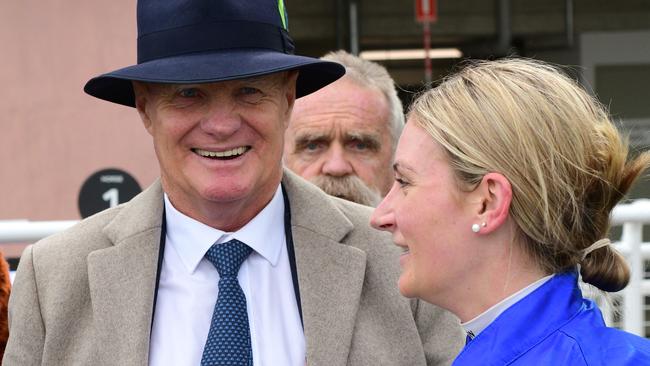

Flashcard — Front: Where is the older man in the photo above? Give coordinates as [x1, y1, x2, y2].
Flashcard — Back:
[4, 1, 463, 365]
[284, 51, 403, 206]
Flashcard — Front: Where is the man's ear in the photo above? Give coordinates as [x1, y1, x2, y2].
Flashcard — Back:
[285, 70, 299, 111]
[280, 70, 299, 131]
[471, 172, 512, 235]
[132, 81, 153, 135]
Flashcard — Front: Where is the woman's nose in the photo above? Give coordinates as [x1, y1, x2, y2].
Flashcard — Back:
[370, 194, 395, 232]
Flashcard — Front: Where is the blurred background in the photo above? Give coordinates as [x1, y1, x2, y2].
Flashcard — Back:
[1, 0, 649, 331]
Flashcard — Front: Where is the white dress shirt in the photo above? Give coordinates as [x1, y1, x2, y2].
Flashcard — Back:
[462, 274, 554, 340]
[149, 186, 305, 366]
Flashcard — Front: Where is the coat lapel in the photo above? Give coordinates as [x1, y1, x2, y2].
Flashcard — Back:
[87, 181, 164, 364]
[283, 170, 368, 366]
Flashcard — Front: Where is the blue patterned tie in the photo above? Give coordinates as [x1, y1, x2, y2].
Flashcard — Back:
[201, 239, 253, 366]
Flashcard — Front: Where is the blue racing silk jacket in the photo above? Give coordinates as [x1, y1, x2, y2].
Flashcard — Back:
[453, 271, 650, 365]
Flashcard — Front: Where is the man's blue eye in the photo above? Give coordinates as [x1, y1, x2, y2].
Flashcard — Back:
[240, 87, 260, 95]
[306, 142, 319, 151]
[179, 88, 199, 98]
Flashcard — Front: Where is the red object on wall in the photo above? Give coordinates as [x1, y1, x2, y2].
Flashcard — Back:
[415, 0, 437, 23]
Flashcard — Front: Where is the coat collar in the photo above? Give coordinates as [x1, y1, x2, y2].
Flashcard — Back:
[454, 272, 585, 365]
[282, 169, 367, 366]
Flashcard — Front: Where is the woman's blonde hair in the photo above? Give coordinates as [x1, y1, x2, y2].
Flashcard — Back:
[409, 58, 650, 292]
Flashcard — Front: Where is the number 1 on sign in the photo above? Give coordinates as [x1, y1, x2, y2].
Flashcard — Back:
[102, 188, 119, 208]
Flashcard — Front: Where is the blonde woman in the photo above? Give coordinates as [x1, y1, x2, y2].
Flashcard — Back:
[371, 58, 650, 365]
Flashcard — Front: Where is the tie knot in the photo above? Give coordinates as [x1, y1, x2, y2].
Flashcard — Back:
[205, 239, 252, 277]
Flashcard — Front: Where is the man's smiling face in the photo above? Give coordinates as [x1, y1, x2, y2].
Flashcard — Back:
[134, 71, 297, 230]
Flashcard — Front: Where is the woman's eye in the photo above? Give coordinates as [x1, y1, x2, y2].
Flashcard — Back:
[396, 178, 409, 188]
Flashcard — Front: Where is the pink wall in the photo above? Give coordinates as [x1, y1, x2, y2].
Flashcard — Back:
[1, 1, 159, 221]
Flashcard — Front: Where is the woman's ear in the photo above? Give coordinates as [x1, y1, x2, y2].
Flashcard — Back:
[472, 172, 512, 235]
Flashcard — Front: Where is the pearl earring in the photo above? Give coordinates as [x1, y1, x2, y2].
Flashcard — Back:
[472, 222, 487, 233]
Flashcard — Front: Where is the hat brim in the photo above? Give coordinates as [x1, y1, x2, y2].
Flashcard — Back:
[84, 49, 345, 107]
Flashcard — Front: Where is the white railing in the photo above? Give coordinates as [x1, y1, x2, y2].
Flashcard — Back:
[608, 199, 650, 336]
[0, 199, 649, 335]
[0, 220, 79, 243]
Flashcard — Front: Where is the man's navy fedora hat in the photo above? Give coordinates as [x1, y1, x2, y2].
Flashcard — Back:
[84, 0, 345, 107]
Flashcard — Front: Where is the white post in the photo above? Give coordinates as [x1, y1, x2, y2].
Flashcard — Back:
[622, 222, 644, 336]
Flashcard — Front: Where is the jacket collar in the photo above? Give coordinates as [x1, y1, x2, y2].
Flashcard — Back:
[454, 271, 585, 365]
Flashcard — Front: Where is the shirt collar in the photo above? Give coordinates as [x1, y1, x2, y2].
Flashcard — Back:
[462, 274, 554, 339]
[455, 272, 585, 364]
[164, 185, 285, 274]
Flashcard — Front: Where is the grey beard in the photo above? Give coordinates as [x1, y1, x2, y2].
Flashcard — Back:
[309, 175, 381, 206]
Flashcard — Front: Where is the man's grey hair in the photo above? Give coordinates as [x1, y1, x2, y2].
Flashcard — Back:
[321, 50, 404, 150]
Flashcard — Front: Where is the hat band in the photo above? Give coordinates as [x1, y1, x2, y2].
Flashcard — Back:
[137, 21, 295, 64]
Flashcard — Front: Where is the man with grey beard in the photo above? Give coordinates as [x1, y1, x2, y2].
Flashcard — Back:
[284, 50, 403, 206]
